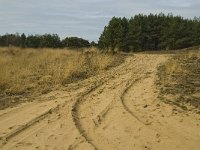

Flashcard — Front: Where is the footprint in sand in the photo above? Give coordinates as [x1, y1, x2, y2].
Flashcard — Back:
[48, 134, 55, 140]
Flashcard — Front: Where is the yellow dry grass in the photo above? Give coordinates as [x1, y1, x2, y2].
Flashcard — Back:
[0, 47, 123, 97]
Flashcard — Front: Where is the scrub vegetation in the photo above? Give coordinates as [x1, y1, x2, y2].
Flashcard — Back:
[157, 48, 200, 113]
[0, 47, 123, 109]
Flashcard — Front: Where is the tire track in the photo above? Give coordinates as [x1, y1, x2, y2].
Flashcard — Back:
[120, 75, 151, 125]
[70, 76, 128, 149]
[0, 103, 62, 148]
[71, 81, 104, 150]
[70, 57, 135, 149]
[92, 79, 128, 127]
[70, 55, 161, 149]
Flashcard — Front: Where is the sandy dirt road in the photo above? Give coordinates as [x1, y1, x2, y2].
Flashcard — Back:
[0, 54, 200, 150]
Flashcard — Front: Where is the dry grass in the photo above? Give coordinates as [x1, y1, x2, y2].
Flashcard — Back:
[157, 48, 200, 113]
[0, 47, 123, 108]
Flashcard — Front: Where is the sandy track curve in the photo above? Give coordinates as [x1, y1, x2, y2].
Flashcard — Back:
[1, 54, 200, 150]
[70, 54, 166, 149]
[71, 57, 135, 149]
[121, 76, 150, 126]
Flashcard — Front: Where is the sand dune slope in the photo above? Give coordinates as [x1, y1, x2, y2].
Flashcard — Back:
[0, 54, 200, 150]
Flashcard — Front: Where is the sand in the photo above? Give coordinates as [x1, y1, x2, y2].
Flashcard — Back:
[0, 53, 200, 150]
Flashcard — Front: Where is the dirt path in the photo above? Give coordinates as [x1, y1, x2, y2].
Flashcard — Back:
[0, 54, 200, 150]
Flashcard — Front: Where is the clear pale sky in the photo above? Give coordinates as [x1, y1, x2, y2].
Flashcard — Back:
[0, 0, 199, 42]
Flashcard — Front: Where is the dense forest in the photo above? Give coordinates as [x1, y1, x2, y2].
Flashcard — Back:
[98, 13, 200, 52]
[0, 34, 90, 48]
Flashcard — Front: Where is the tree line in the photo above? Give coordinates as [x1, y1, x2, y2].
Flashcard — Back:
[0, 13, 199, 51]
[98, 13, 200, 52]
[0, 33, 90, 48]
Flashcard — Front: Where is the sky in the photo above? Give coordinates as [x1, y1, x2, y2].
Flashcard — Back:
[0, 0, 199, 42]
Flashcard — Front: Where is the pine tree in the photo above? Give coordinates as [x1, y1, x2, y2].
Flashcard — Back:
[20, 33, 26, 48]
